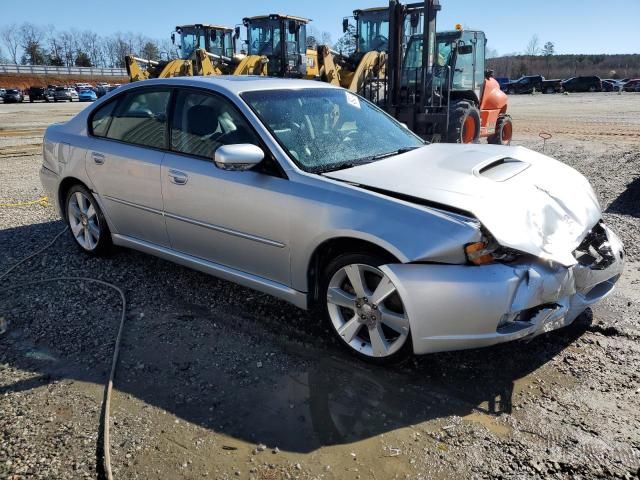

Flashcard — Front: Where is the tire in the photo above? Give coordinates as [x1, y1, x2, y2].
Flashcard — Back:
[589, 86, 596, 92]
[447, 101, 481, 144]
[320, 252, 412, 365]
[507, 88, 515, 95]
[488, 115, 513, 146]
[65, 185, 112, 256]
[545, 87, 555, 94]
[54, 98, 58, 102]
[30, 98, 34, 103]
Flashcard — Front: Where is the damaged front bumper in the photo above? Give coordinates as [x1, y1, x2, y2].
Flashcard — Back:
[381, 224, 625, 355]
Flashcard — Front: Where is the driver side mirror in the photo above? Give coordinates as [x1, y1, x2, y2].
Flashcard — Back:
[342, 18, 349, 33]
[457, 44, 473, 55]
[234, 26, 241, 39]
[214, 144, 264, 171]
[171, 33, 176, 45]
[410, 13, 420, 29]
[288, 20, 298, 35]
[210, 30, 217, 41]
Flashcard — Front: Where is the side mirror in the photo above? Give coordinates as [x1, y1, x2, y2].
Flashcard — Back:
[288, 20, 298, 35]
[210, 30, 217, 41]
[171, 33, 176, 45]
[457, 44, 473, 55]
[342, 18, 349, 33]
[234, 26, 241, 39]
[214, 144, 264, 171]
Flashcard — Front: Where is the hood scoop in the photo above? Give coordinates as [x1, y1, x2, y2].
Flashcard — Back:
[476, 157, 530, 182]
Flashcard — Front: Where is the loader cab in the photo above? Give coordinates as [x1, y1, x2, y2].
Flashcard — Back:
[243, 14, 309, 77]
[402, 29, 486, 103]
[174, 24, 237, 60]
[353, 8, 390, 55]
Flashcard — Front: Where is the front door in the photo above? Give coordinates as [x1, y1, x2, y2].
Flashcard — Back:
[161, 88, 292, 285]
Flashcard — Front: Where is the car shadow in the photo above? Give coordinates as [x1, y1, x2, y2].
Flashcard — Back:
[1, 220, 592, 456]
[606, 176, 640, 218]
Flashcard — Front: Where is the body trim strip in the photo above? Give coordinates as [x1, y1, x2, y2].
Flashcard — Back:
[103, 195, 285, 248]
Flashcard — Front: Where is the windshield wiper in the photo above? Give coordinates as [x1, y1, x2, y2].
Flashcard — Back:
[316, 146, 422, 174]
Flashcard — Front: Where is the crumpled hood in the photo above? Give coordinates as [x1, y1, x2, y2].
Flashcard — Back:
[325, 144, 601, 266]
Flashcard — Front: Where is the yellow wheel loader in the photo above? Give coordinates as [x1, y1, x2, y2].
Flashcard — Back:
[242, 14, 319, 78]
[317, 5, 424, 93]
[125, 24, 267, 82]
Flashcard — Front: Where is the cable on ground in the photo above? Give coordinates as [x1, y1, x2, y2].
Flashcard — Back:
[0, 225, 124, 480]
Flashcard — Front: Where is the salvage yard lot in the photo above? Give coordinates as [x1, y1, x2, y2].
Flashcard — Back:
[1, 92, 639, 479]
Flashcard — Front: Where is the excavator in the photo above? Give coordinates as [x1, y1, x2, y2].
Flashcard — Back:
[242, 14, 319, 78]
[384, 0, 512, 144]
[125, 24, 267, 82]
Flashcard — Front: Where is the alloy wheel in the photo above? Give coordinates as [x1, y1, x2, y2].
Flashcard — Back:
[67, 191, 101, 251]
[326, 263, 410, 358]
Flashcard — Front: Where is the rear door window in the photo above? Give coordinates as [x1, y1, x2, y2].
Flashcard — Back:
[91, 100, 118, 137]
[106, 89, 171, 149]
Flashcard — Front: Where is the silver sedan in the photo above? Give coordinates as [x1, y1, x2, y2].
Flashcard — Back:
[39, 76, 624, 363]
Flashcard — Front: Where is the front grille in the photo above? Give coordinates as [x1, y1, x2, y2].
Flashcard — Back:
[573, 222, 616, 270]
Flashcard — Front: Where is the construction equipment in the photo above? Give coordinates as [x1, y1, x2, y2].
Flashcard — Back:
[384, 0, 511, 144]
[242, 14, 319, 78]
[126, 24, 267, 82]
[317, 5, 425, 93]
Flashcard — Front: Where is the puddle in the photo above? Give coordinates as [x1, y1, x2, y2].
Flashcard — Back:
[462, 411, 512, 437]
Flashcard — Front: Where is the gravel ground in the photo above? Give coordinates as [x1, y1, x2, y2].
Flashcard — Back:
[1, 93, 639, 480]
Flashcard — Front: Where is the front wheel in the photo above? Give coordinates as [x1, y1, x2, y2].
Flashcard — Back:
[488, 115, 513, 145]
[65, 185, 111, 255]
[447, 101, 481, 144]
[321, 253, 412, 364]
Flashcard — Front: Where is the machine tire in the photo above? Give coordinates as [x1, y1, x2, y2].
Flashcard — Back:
[447, 101, 481, 144]
[488, 115, 513, 146]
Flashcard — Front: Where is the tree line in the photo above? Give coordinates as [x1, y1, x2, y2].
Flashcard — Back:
[0, 23, 178, 68]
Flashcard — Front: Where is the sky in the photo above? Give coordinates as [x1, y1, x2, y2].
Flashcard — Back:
[1, 0, 639, 56]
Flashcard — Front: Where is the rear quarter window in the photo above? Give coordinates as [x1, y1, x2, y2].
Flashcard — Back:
[90, 100, 119, 137]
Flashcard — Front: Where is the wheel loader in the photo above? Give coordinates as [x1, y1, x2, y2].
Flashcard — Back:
[242, 14, 319, 78]
[125, 24, 267, 82]
[316, 5, 423, 94]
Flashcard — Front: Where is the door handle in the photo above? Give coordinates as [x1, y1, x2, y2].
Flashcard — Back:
[168, 169, 189, 185]
[91, 152, 105, 165]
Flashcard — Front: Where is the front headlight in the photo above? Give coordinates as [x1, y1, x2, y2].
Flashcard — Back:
[465, 236, 523, 266]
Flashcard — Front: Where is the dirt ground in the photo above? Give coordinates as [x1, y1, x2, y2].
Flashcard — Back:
[1, 92, 639, 480]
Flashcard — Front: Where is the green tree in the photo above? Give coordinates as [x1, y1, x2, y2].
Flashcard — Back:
[141, 41, 160, 61]
[334, 25, 356, 56]
[75, 51, 92, 67]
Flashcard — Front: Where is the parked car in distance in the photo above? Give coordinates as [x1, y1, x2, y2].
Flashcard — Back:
[622, 79, 640, 92]
[94, 85, 110, 98]
[39, 77, 625, 363]
[562, 76, 602, 92]
[28, 86, 54, 102]
[54, 87, 79, 102]
[503, 75, 543, 94]
[3, 88, 24, 103]
[495, 77, 510, 90]
[78, 88, 98, 102]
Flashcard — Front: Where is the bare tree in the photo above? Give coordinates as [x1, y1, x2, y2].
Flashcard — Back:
[19, 23, 46, 65]
[525, 34, 540, 56]
[1, 23, 21, 64]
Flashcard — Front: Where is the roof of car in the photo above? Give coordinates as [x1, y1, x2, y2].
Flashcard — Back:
[116, 76, 341, 96]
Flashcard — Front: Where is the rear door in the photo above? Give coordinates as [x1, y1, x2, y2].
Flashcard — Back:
[161, 88, 292, 284]
[85, 87, 172, 247]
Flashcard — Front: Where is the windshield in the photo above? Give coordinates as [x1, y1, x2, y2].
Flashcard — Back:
[242, 88, 424, 173]
[357, 10, 389, 53]
[7, 89, 19, 94]
[247, 19, 281, 56]
[209, 29, 233, 57]
[180, 27, 206, 59]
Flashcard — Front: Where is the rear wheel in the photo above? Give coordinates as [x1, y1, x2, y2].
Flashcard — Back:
[488, 115, 513, 145]
[447, 101, 481, 144]
[545, 87, 555, 94]
[65, 185, 111, 255]
[321, 253, 412, 364]
[588, 86, 597, 92]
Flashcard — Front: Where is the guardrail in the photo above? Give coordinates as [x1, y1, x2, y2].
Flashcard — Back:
[0, 64, 127, 77]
